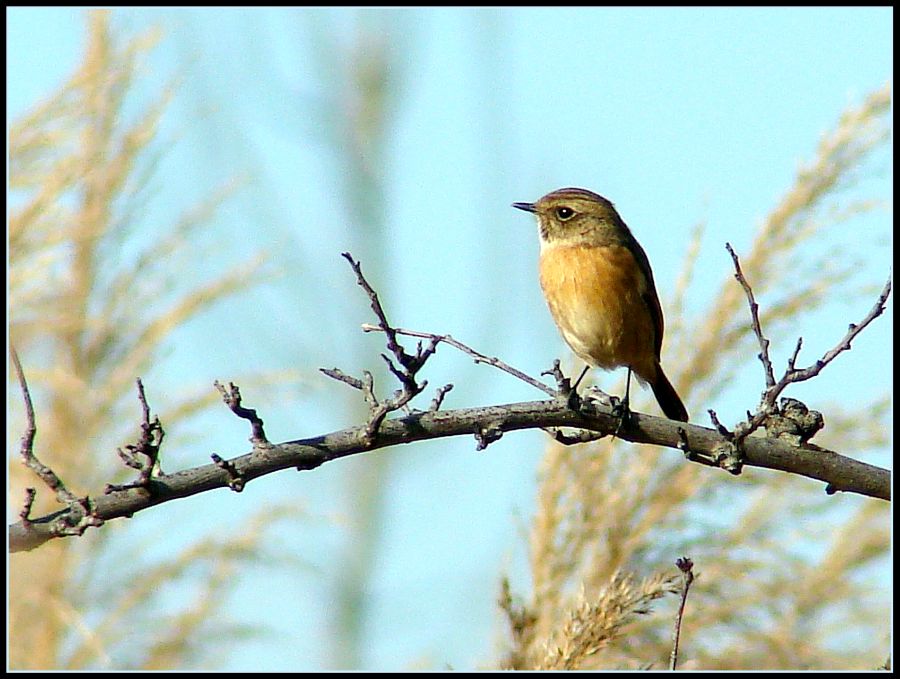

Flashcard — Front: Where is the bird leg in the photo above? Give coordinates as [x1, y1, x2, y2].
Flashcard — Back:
[611, 367, 634, 435]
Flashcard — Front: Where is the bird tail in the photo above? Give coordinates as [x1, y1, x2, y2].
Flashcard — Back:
[651, 367, 689, 422]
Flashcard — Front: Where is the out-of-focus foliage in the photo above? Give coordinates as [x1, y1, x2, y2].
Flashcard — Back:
[8, 11, 288, 669]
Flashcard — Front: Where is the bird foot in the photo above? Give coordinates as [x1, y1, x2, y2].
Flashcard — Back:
[585, 387, 632, 434]
[609, 394, 633, 436]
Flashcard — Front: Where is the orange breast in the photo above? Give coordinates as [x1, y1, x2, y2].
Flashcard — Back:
[539, 243, 658, 378]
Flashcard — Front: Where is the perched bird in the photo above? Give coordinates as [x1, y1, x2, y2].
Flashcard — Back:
[513, 187, 688, 422]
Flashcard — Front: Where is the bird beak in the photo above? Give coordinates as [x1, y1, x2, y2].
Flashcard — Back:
[512, 202, 536, 213]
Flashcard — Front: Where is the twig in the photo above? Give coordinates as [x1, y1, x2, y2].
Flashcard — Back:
[727, 242, 775, 388]
[723, 247, 891, 449]
[328, 253, 445, 443]
[706, 409, 732, 439]
[10, 347, 79, 505]
[363, 371, 425, 442]
[786, 337, 804, 372]
[215, 380, 268, 445]
[669, 557, 695, 670]
[429, 383, 454, 412]
[784, 275, 892, 383]
[361, 323, 558, 398]
[105, 379, 166, 493]
[320, 367, 364, 391]
[19, 488, 36, 526]
[343, 252, 436, 375]
[11, 352, 103, 539]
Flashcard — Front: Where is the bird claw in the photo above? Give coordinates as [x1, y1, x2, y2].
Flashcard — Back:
[585, 387, 632, 435]
[585, 385, 613, 407]
[610, 394, 633, 436]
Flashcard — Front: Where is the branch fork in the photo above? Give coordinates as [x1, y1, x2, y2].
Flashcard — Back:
[709, 244, 892, 484]
[106, 379, 166, 493]
[322, 253, 450, 445]
[11, 348, 105, 536]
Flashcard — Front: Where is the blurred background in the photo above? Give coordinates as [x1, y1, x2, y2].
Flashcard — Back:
[7, 7, 892, 671]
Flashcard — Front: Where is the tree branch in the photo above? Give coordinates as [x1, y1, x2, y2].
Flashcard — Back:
[9, 252, 891, 553]
[8, 395, 890, 552]
[360, 323, 557, 398]
[715, 245, 891, 474]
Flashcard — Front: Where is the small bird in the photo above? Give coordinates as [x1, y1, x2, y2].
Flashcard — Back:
[513, 187, 689, 422]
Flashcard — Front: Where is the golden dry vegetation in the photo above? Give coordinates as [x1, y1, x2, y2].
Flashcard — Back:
[499, 83, 891, 671]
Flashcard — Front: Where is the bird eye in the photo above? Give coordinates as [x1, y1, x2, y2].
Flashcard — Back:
[556, 206, 575, 220]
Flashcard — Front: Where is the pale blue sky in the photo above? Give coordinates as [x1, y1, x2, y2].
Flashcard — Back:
[7, 7, 892, 671]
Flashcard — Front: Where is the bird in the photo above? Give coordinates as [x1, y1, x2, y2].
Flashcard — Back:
[513, 187, 688, 422]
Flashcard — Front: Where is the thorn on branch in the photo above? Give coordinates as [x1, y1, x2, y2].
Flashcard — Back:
[474, 421, 504, 451]
[211, 453, 245, 492]
[429, 383, 454, 412]
[707, 409, 732, 439]
[19, 488, 36, 527]
[215, 380, 269, 446]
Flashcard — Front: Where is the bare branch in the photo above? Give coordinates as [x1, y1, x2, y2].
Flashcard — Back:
[785, 275, 892, 384]
[214, 380, 268, 446]
[429, 383, 454, 412]
[787, 336, 804, 372]
[106, 379, 166, 493]
[727, 242, 775, 388]
[10, 346, 79, 505]
[723, 248, 891, 451]
[9, 396, 890, 552]
[336, 253, 438, 442]
[19, 488, 36, 527]
[8, 255, 890, 554]
[669, 557, 696, 671]
[320, 366, 364, 391]
[362, 323, 558, 398]
[342, 251, 411, 370]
